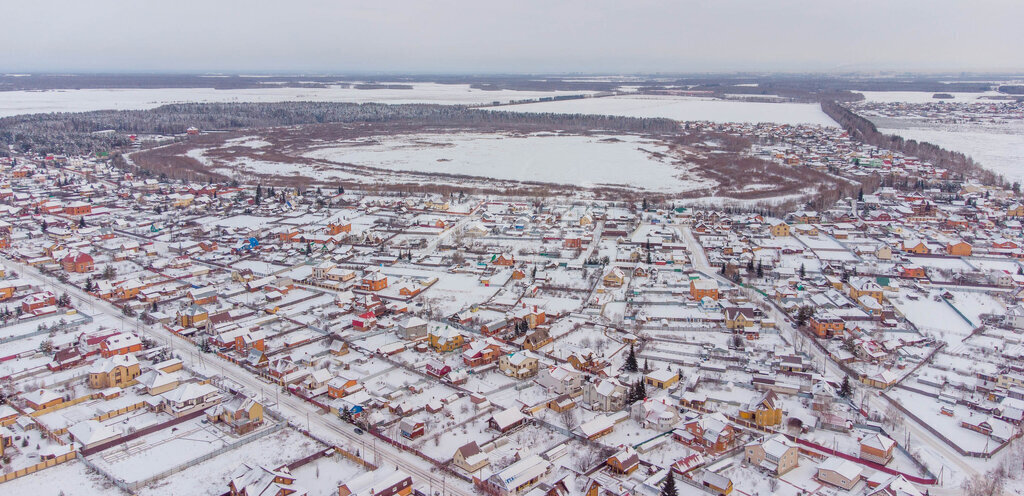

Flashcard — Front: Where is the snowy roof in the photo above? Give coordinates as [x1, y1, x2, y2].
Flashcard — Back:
[818, 456, 862, 481]
[861, 433, 895, 451]
[23, 388, 61, 407]
[762, 434, 797, 459]
[490, 407, 526, 429]
[68, 420, 120, 446]
[491, 455, 550, 492]
[578, 415, 614, 438]
[89, 353, 139, 374]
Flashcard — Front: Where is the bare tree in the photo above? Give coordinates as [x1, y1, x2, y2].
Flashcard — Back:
[962, 469, 1005, 496]
[573, 447, 601, 473]
[561, 408, 579, 433]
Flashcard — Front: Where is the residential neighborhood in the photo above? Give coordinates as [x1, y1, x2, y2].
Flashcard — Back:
[1, 90, 1023, 496]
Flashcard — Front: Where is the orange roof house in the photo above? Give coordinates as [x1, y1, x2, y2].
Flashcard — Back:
[809, 312, 845, 339]
[690, 278, 720, 301]
[946, 241, 972, 257]
[100, 333, 143, 358]
[492, 253, 515, 266]
[326, 222, 351, 235]
[61, 251, 94, 273]
[360, 270, 388, 292]
[63, 201, 92, 216]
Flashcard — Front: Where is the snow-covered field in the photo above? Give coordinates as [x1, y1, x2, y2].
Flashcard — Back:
[878, 124, 1024, 182]
[301, 132, 713, 192]
[491, 95, 838, 126]
[0, 83, 596, 117]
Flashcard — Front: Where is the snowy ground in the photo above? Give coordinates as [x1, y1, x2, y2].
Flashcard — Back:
[891, 292, 976, 341]
[88, 417, 282, 484]
[490, 95, 839, 127]
[0, 84, 597, 117]
[0, 460, 126, 496]
[136, 427, 326, 496]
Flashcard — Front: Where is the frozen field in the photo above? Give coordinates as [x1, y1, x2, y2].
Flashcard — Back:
[878, 124, 1024, 182]
[302, 132, 713, 192]
[0, 84, 596, 117]
[491, 95, 838, 126]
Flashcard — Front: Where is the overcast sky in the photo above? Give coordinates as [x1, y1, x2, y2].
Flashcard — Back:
[3, 0, 1023, 74]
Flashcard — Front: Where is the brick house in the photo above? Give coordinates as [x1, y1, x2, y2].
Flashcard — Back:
[61, 251, 94, 273]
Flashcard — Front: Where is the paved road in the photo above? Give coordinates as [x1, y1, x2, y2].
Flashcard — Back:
[5, 257, 474, 496]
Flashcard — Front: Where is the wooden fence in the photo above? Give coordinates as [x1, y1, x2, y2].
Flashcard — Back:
[0, 449, 77, 484]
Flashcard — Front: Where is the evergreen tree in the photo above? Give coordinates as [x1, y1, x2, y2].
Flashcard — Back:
[255, 184, 262, 206]
[660, 473, 678, 496]
[78, 217, 86, 228]
[624, 345, 639, 372]
[337, 186, 344, 195]
[633, 380, 647, 402]
[858, 189, 864, 202]
[41, 219, 47, 232]
[643, 359, 650, 373]
[839, 376, 853, 398]
[795, 306, 814, 327]
[756, 261, 764, 278]
[799, 263, 806, 278]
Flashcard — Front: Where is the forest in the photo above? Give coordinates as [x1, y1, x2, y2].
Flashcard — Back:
[0, 102, 680, 156]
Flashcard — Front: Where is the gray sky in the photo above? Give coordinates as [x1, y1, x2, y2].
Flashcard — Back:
[3, 0, 1023, 73]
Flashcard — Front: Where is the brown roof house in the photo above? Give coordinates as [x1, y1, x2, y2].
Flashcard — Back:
[453, 441, 490, 474]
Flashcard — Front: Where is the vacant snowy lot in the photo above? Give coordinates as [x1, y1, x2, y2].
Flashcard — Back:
[492, 95, 838, 126]
[0, 460, 125, 496]
[136, 427, 325, 495]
